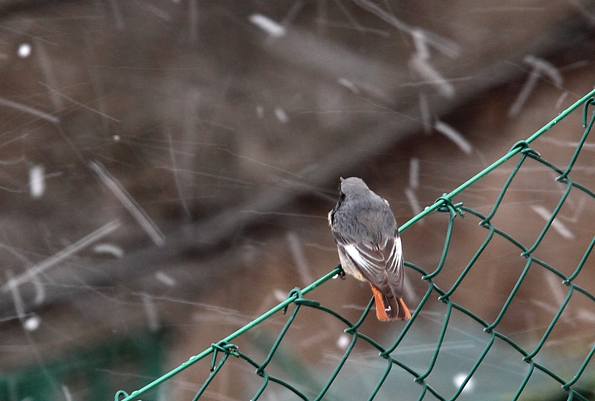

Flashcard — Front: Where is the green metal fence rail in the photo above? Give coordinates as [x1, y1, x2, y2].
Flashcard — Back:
[115, 87, 595, 401]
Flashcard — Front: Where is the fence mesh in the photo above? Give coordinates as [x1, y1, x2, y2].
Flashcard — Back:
[115, 88, 595, 401]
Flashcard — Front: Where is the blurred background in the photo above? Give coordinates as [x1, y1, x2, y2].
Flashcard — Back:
[0, 1, 595, 400]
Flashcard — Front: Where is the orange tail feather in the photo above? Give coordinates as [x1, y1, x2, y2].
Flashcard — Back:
[396, 297, 411, 321]
[370, 284, 411, 321]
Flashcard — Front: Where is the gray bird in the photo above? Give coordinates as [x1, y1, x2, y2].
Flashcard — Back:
[328, 177, 411, 321]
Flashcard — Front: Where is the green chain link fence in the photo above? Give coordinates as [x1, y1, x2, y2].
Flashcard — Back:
[115, 88, 595, 401]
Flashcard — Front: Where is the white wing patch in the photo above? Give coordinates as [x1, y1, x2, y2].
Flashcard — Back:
[389, 237, 402, 261]
[344, 244, 374, 271]
[386, 236, 402, 274]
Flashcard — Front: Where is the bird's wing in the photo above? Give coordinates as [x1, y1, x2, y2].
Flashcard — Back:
[384, 235, 405, 298]
[336, 234, 404, 298]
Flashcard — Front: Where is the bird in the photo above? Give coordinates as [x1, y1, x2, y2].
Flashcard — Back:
[328, 177, 411, 321]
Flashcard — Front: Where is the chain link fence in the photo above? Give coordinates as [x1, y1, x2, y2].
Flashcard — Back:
[116, 88, 595, 401]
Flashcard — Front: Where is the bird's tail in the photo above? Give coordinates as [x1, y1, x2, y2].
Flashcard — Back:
[370, 284, 411, 321]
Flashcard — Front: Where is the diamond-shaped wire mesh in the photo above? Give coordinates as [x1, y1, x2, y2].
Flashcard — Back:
[116, 90, 595, 401]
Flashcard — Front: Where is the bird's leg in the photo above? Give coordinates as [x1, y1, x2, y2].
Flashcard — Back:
[336, 263, 346, 279]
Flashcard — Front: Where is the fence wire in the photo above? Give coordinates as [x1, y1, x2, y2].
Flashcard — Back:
[115, 88, 595, 401]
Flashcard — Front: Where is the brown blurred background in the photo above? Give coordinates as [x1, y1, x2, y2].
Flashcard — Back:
[0, 1, 595, 400]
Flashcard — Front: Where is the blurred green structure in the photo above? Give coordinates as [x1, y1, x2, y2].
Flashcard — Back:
[116, 88, 595, 401]
[0, 333, 163, 401]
